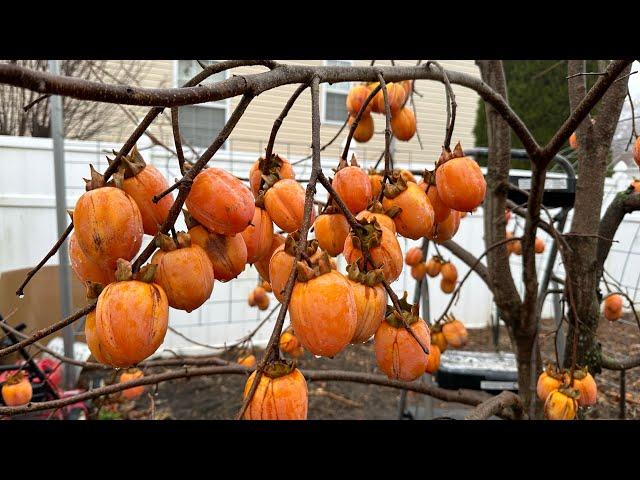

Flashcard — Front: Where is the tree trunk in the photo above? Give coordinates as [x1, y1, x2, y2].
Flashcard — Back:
[477, 60, 543, 414]
[563, 61, 631, 373]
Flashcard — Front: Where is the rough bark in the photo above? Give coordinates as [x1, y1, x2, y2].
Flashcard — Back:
[464, 390, 526, 420]
[564, 60, 632, 372]
[476, 60, 522, 324]
[476, 60, 543, 415]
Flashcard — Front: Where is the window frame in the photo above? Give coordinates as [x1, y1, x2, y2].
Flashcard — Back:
[173, 60, 230, 150]
[321, 60, 354, 126]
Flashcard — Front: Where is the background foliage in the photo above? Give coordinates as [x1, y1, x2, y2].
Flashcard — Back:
[474, 60, 598, 170]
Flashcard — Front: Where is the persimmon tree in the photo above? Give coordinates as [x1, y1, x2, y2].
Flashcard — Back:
[0, 59, 635, 420]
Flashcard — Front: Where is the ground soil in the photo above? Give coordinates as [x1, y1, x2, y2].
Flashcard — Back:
[85, 313, 640, 420]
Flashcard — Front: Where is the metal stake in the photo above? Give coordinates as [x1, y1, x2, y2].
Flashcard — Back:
[48, 59, 75, 390]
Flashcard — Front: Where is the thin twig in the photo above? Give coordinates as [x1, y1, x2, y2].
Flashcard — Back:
[15, 222, 73, 297]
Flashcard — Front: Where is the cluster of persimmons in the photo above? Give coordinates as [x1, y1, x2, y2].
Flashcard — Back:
[11, 108, 487, 419]
[345, 81, 417, 143]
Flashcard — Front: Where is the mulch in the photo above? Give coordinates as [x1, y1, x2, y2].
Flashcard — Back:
[86, 313, 640, 420]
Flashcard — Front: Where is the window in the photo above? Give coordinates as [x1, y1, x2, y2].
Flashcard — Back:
[174, 60, 229, 149]
[322, 60, 353, 124]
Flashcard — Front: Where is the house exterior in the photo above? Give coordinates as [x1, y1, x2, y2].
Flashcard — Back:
[97, 60, 481, 171]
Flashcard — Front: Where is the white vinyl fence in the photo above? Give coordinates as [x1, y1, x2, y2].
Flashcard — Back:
[1, 135, 639, 355]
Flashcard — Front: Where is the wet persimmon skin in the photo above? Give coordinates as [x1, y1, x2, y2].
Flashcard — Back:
[420, 182, 452, 224]
[288, 271, 357, 358]
[186, 167, 255, 235]
[269, 245, 296, 303]
[391, 107, 416, 142]
[383, 182, 435, 240]
[69, 233, 115, 285]
[95, 280, 169, 368]
[429, 211, 461, 243]
[241, 207, 274, 265]
[264, 179, 314, 233]
[435, 157, 487, 212]
[85, 309, 108, 364]
[355, 210, 396, 234]
[349, 281, 387, 344]
[254, 234, 286, 284]
[332, 166, 373, 215]
[343, 226, 403, 283]
[189, 226, 247, 282]
[119, 369, 145, 400]
[374, 320, 430, 382]
[242, 369, 308, 420]
[122, 164, 173, 236]
[314, 214, 350, 257]
[349, 114, 374, 143]
[424, 344, 441, 374]
[249, 157, 296, 197]
[73, 187, 144, 272]
[346, 85, 373, 117]
[1, 377, 33, 406]
[151, 244, 214, 312]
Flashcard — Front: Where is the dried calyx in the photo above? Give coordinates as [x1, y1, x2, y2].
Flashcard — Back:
[256, 153, 289, 197]
[106, 146, 148, 190]
[85, 281, 104, 300]
[323, 202, 344, 215]
[444, 313, 460, 324]
[544, 363, 567, 381]
[5, 371, 26, 385]
[296, 250, 333, 282]
[572, 366, 590, 381]
[334, 154, 360, 173]
[557, 386, 581, 400]
[385, 291, 420, 328]
[284, 231, 318, 259]
[435, 141, 465, 169]
[383, 171, 409, 199]
[114, 258, 157, 283]
[156, 233, 178, 252]
[183, 209, 200, 230]
[350, 218, 384, 252]
[83, 164, 106, 191]
[422, 168, 436, 187]
[366, 200, 401, 219]
[346, 262, 384, 287]
[263, 359, 296, 379]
